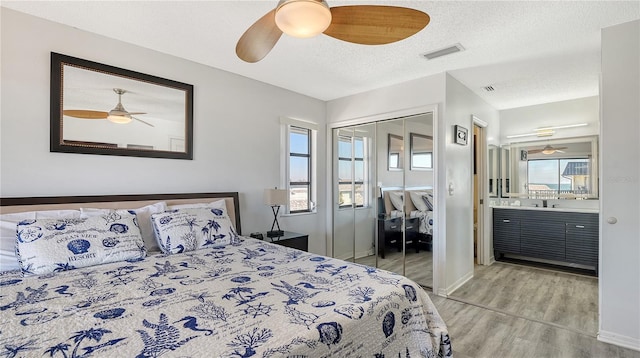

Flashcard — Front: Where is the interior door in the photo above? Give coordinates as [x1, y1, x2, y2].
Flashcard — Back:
[332, 126, 355, 261]
[404, 113, 434, 287]
[376, 119, 405, 276]
[352, 123, 377, 267]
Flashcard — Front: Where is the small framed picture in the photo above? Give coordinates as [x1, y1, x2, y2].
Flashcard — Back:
[454, 125, 468, 145]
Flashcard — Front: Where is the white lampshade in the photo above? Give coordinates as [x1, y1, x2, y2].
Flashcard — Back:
[275, 0, 332, 38]
[264, 188, 288, 206]
[107, 114, 132, 124]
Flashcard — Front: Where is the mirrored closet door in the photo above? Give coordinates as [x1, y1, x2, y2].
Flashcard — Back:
[332, 123, 377, 266]
[332, 113, 434, 288]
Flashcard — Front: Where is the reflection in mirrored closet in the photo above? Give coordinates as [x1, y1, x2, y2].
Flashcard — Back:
[332, 113, 434, 287]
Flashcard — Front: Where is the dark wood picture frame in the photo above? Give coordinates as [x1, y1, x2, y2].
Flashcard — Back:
[454, 125, 468, 146]
[50, 52, 194, 160]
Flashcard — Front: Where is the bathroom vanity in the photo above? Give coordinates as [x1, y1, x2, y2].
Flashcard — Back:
[493, 207, 599, 274]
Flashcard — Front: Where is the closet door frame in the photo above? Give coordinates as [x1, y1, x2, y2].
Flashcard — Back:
[326, 104, 444, 295]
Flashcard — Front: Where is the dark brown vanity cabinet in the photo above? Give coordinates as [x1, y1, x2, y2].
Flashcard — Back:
[493, 208, 599, 273]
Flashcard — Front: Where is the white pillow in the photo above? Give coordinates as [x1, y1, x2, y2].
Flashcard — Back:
[167, 199, 227, 211]
[409, 191, 429, 212]
[151, 205, 239, 254]
[388, 191, 404, 211]
[16, 210, 145, 275]
[81, 202, 167, 253]
[0, 210, 81, 272]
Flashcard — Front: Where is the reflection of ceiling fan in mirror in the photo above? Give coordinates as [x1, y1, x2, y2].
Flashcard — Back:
[528, 145, 567, 155]
[62, 88, 154, 127]
[236, 0, 430, 63]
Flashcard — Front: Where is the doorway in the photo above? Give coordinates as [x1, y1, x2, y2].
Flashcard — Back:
[472, 117, 488, 266]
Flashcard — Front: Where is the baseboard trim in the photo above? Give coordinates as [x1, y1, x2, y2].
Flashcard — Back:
[436, 288, 448, 297]
[445, 270, 474, 295]
[598, 330, 640, 352]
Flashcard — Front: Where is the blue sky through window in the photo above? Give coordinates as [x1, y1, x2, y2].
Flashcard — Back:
[290, 129, 309, 182]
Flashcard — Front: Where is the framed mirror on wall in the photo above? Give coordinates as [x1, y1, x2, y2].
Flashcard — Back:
[502, 136, 599, 199]
[50, 52, 194, 160]
[388, 134, 404, 170]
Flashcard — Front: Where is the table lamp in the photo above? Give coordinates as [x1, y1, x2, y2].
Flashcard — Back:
[264, 188, 288, 237]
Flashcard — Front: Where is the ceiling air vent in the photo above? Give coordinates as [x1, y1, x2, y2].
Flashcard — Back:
[422, 43, 465, 60]
[483, 85, 495, 92]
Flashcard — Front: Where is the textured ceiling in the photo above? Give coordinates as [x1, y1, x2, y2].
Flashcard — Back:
[2, 1, 639, 110]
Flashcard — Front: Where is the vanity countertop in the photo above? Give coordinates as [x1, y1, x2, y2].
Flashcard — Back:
[491, 206, 599, 214]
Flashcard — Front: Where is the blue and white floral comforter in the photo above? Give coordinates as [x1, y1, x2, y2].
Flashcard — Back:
[0, 238, 452, 357]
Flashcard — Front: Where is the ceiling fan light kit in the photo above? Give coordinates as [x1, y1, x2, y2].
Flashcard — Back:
[275, 0, 332, 38]
[62, 88, 152, 127]
[236, 1, 430, 63]
[107, 114, 132, 124]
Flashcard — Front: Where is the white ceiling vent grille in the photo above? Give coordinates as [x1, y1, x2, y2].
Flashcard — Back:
[483, 85, 495, 92]
[422, 43, 465, 60]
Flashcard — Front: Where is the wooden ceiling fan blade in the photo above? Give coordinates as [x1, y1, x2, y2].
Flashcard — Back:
[236, 9, 283, 63]
[63, 110, 108, 119]
[323, 6, 430, 45]
[528, 149, 544, 154]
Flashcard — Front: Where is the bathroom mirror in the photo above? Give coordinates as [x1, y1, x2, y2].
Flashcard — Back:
[488, 145, 499, 197]
[500, 146, 510, 198]
[50, 52, 194, 159]
[505, 136, 598, 199]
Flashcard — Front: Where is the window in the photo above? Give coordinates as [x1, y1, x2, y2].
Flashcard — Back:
[527, 158, 591, 197]
[338, 136, 367, 208]
[287, 125, 313, 213]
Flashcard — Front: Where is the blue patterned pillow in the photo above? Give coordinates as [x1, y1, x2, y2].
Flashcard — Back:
[151, 206, 239, 254]
[15, 210, 145, 275]
[422, 190, 434, 211]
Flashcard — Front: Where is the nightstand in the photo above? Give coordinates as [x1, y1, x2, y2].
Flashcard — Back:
[263, 231, 308, 252]
[377, 216, 420, 259]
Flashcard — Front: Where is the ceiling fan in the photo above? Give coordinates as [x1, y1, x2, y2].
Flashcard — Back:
[528, 145, 567, 155]
[236, 0, 430, 63]
[63, 88, 154, 127]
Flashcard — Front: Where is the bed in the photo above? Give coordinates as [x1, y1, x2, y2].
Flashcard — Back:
[0, 192, 451, 357]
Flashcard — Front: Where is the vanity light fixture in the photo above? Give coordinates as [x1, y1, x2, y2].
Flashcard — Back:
[537, 123, 588, 131]
[275, 0, 332, 38]
[505, 123, 588, 139]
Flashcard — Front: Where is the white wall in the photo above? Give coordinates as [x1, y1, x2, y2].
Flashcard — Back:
[443, 74, 500, 293]
[599, 19, 640, 351]
[500, 96, 599, 144]
[0, 9, 328, 254]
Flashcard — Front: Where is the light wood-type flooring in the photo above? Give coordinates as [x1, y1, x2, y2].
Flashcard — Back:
[449, 262, 599, 335]
[429, 293, 640, 358]
[355, 249, 433, 287]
